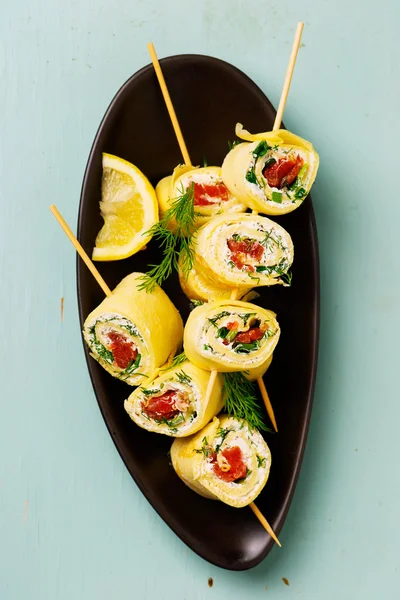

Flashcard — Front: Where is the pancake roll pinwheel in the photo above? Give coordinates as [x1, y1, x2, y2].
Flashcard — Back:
[178, 256, 252, 303]
[156, 165, 246, 229]
[83, 272, 183, 385]
[124, 359, 224, 436]
[191, 213, 294, 290]
[171, 415, 271, 508]
[184, 300, 280, 380]
[222, 124, 319, 215]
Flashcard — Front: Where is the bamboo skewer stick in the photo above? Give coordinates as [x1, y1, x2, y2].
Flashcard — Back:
[204, 369, 219, 405]
[50, 205, 112, 297]
[148, 45, 280, 544]
[273, 21, 304, 132]
[147, 43, 192, 167]
[257, 377, 278, 432]
[249, 503, 281, 547]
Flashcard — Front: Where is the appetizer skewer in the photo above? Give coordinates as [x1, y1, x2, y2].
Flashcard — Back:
[50, 204, 280, 545]
[147, 42, 286, 431]
[50, 207, 183, 384]
[225, 24, 307, 426]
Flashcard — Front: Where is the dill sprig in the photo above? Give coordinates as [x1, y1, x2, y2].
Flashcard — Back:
[170, 352, 187, 368]
[138, 183, 196, 292]
[194, 436, 213, 457]
[160, 351, 187, 373]
[176, 370, 192, 384]
[281, 269, 293, 287]
[228, 139, 241, 150]
[222, 372, 272, 432]
[190, 299, 205, 310]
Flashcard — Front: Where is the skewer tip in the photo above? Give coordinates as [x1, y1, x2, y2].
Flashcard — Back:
[249, 502, 282, 547]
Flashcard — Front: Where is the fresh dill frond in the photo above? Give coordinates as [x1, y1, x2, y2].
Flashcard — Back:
[222, 372, 272, 432]
[176, 370, 192, 384]
[215, 427, 233, 453]
[190, 299, 205, 309]
[228, 139, 241, 150]
[138, 183, 196, 292]
[170, 352, 187, 368]
[247, 272, 261, 284]
[194, 436, 213, 457]
[281, 269, 293, 286]
[159, 351, 187, 373]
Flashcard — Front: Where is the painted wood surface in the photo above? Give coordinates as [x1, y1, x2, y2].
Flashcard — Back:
[1, 0, 399, 598]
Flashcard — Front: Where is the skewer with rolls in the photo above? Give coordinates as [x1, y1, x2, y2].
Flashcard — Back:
[222, 22, 318, 217]
[50, 206, 184, 385]
[147, 32, 306, 433]
[50, 204, 281, 546]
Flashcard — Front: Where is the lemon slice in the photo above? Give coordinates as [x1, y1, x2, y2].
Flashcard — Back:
[92, 153, 158, 261]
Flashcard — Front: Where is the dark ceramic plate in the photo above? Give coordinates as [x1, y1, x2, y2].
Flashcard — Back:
[77, 55, 319, 571]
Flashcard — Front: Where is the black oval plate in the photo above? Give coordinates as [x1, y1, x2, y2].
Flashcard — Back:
[77, 55, 319, 571]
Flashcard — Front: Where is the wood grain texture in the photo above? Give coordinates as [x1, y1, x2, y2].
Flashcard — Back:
[0, 0, 399, 598]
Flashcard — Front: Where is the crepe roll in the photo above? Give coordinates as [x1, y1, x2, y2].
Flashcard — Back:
[222, 123, 319, 215]
[171, 414, 271, 507]
[184, 299, 280, 379]
[193, 213, 293, 288]
[124, 360, 224, 437]
[156, 165, 246, 229]
[178, 257, 251, 302]
[83, 273, 183, 386]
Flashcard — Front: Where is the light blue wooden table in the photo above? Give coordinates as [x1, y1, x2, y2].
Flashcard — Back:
[1, 1, 399, 598]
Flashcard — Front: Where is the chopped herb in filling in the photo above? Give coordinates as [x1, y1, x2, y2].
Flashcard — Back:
[256, 455, 266, 468]
[212, 314, 273, 353]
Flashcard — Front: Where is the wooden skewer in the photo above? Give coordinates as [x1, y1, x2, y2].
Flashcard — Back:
[229, 288, 278, 432]
[273, 21, 304, 131]
[249, 502, 281, 547]
[50, 205, 112, 297]
[147, 43, 192, 167]
[204, 369, 219, 404]
[148, 44, 283, 543]
[229, 22, 305, 431]
[257, 377, 278, 432]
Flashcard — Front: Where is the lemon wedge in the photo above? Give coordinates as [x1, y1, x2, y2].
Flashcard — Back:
[92, 153, 158, 261]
